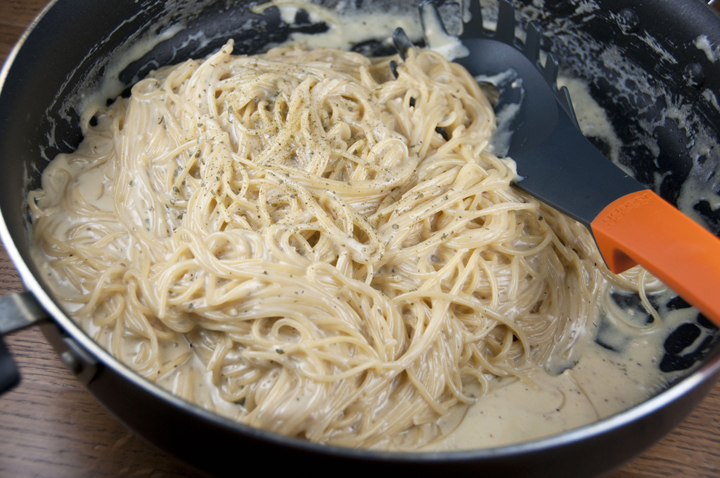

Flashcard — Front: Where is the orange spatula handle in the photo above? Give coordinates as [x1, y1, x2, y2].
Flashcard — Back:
[591, 189, 720, 326]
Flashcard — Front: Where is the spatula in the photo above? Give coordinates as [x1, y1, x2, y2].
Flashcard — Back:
[395, 0, 720, 326]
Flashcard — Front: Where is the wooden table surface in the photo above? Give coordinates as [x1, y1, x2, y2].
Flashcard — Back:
[1, 1, 720, 476]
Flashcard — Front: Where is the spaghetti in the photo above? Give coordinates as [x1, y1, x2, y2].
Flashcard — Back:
[28, 42, 662, 449]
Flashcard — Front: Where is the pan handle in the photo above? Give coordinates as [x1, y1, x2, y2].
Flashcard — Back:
[0, 291, 51, 393]
[0, 337, 19, 392]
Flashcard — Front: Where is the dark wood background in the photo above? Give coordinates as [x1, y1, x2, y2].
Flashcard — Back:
[1, 1, 720, 476]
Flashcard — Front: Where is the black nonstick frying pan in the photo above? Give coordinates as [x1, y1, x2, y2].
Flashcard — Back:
[1, 1, 720, 476]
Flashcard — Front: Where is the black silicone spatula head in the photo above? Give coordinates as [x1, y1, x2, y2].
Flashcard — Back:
[433, 0, 646, 230]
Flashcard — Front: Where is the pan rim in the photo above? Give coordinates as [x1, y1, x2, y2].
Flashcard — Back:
[1, 0, 719, 465]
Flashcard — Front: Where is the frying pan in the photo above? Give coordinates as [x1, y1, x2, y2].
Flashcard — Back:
[1, 0, 720, 476]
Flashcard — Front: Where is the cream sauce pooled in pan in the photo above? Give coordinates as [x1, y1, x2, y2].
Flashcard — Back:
[428, 294, 701, 450]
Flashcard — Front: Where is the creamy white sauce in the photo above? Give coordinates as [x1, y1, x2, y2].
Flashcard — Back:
[426, 298, 693, 450]
[418, 2, 469, 60]
[252, 0, 468, 61]
[475, 70, 524, 158]
[557, 76, 623, 165]
[694, 35, 720, 63]
[269, 5, 424, 52]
